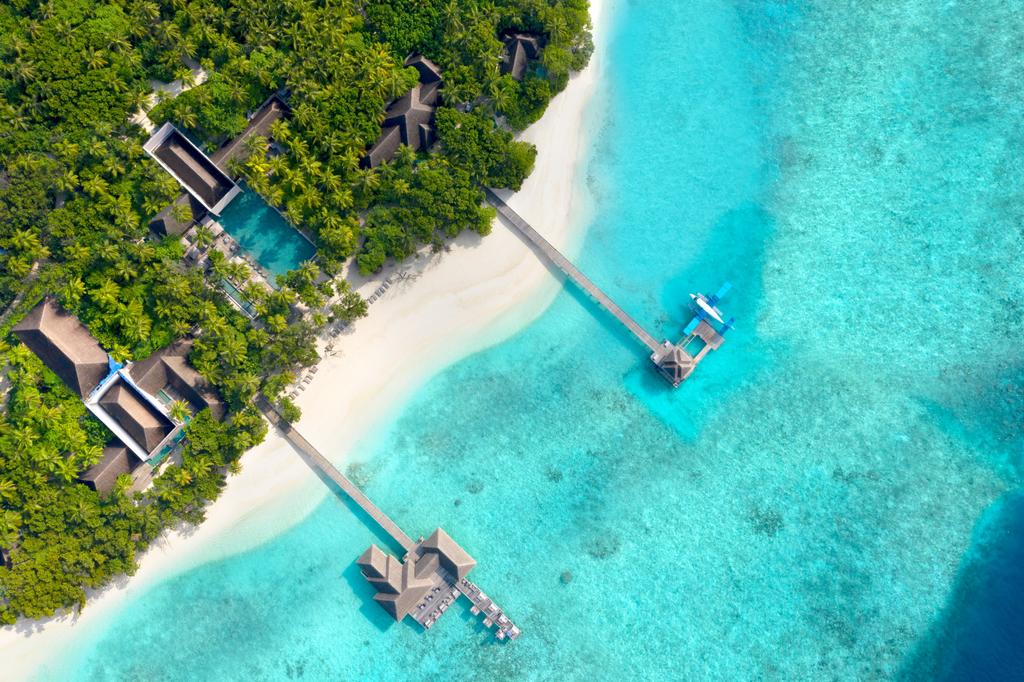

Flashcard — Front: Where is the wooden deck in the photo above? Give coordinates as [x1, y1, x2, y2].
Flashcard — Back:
[258, 398, 522, 641]
[485, 189, 662, 354]
[258, 398, 415, 552]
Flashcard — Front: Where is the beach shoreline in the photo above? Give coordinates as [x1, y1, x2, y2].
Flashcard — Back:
[2, 1, 611, 678]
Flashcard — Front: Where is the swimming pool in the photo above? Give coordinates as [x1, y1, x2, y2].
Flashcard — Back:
[215, 183, 316, 278]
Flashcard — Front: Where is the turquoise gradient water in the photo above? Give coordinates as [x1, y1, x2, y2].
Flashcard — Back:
[42, 1, 1023, 679]
[215, 184, 316, 278]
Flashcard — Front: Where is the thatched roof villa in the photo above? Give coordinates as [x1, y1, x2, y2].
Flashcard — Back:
[11, 298, 224, 482]
[362, 55, 444, 168]
[130, 338, 225, 421]
[144, 123, 242, 215]
[501, 32, 542, 81]
[11, 297, 109, 399]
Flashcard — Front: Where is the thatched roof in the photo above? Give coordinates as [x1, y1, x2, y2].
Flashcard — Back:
[362, 54, 443, 168]
[405, 54, 442, 85]
[501, 33, 542, 80]
[79, 440, 142, 494]
[420, 528, 476, 581]
[656, 346, 695, 386]
[144, 123, 241, 214]
[98, 383, 174, 453]
[129, 339, 225, 420]
[149, 195, 206, 238]
[357, 544, 434, 621]
[11, 298, 108, 398]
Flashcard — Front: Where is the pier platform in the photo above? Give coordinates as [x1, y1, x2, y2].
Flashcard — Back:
[257, 398, 520, 642]
[485, 189, 731, 386]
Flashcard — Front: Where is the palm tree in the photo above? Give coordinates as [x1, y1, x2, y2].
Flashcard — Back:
[224, 261, 251, 283]
[62, 277, 86, 307]
[55, 457, 78, 483]
[193, 224, 214, 249]
[395, 144, 418, 168]
[64, 241, 90, 266]
[87, 49, 108, 70]
[187, 455, 213, 477]
[92, 279, 122, 310]
[0, 479, 16, 504]
[82, 176, 109, 197]
[168, 400, 191, 424]
[171, 202, 193, 224]
[172, 467, 192, 486]
[0, 510, 22, 549]
[352, 167, 380, 197]
[489, 78, 516, 115]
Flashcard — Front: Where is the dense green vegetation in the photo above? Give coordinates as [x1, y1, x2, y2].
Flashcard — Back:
[0, 0, 591, 623]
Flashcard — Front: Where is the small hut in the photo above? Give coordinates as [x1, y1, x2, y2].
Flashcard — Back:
[501, 33, 542, 81]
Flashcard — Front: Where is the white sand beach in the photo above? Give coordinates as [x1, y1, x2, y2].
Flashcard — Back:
[2, 1, 610, 677]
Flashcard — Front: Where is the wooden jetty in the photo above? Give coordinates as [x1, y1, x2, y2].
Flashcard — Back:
[485, 189, 729, 385]
[257, 398, 520, 641]
[260, 398, 414, 551]
[485, 189, 661, 354]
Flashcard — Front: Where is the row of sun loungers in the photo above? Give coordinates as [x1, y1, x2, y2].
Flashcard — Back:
[458, 578, 521, 641]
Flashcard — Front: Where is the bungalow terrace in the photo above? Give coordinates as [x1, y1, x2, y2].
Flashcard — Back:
[144, 122, 241, 216]
[11, 298, 223, 493]
[362, 55, 444, 168]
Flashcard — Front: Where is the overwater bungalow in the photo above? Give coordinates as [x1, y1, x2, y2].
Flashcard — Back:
[501, 32, 542, 80]
[357, 528, 476, 623]
[362, 55, 444, 168]
[357, 544, 435, 621]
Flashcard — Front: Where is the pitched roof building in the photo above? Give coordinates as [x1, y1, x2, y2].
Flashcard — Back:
[11, 298, 109, 398]
[148, 93, 290, 238]
[98, 382, 175, 453]
[419, 528, 476, 581]
[363, 55, 443, 168]
[356, 544, 435, 621]
[144, 123, 241, 215]
[501, 33, 542, 81]
[129, 339, 225, 420]
[654, 345, 695, 387]
[79, 440, 143, 495]
[356, 528, 476, 624]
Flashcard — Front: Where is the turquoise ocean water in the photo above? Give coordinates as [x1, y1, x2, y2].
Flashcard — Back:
[45, 1, 1023, 679]
[215, 184, 316, 278]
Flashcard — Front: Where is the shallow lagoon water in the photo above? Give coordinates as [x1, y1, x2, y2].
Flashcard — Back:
[49, 1, 1023, 679]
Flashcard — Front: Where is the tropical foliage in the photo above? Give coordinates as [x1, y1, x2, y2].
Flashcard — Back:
[0, 0, 591, 622]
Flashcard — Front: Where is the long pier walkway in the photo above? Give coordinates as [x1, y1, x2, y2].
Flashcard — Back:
[257, 398, 415, 551]
[257, 398, 520, 641]
[485, 189, 661, 354]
